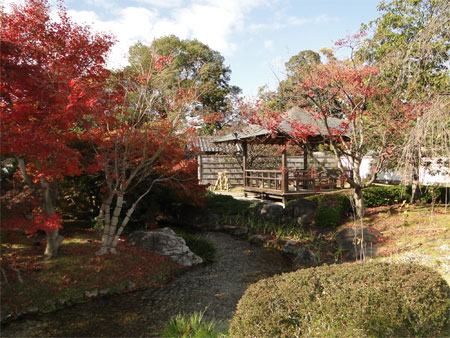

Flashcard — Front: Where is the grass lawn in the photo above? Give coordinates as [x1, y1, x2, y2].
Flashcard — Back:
[1, 227, 185, 319]
[241, 201, 450, 284]
[353, 204, 450, 284]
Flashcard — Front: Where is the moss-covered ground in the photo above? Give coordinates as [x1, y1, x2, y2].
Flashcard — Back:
[1, 227, 184, 319]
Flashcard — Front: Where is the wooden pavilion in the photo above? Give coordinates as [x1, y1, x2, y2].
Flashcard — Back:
[213, 108, 349, 204]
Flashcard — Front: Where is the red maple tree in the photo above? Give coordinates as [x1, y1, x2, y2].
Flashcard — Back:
[93, 54, 206, 255]
[1, 0, 114, 257]
[249, 36, 411, 217]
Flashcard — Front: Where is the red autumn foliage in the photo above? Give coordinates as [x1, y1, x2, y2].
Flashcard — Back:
[245, 35, 413, 218]
[92, 53, 207, 255]
[1, 0, 115, 236]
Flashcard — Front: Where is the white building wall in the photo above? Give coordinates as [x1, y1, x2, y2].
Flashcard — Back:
[356, 156, 450, 186]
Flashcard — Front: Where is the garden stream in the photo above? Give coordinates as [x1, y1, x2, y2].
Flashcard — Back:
[2, 231, 290, 337]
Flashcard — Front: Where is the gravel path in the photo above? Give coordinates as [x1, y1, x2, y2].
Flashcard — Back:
[2, 232, 289, 337]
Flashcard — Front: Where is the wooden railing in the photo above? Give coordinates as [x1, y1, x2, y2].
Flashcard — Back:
[244, 168, 349, 193]
[245, 170, 283, 192]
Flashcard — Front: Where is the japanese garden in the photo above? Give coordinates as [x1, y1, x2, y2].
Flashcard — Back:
[1, 0, 449, 336]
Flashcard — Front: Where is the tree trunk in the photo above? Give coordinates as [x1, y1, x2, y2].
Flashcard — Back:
[351, 159, 365, 218]
[44, 229, 64, 258]
[410, 146, 421, 203]
[411, 164, 421, 203]
[97, 189, 114, 233]
[353, 186, 366, 219]
[40, 178, 64, 259]
[110, 207, 134, 254]
[96, 192, 124, 255]
[17, 158, 64, 257]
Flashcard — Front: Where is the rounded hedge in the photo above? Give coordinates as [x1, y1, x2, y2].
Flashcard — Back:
[307, 193, 352, 228]
[230, 262, 450, 337]
[313, 205, 341, 228]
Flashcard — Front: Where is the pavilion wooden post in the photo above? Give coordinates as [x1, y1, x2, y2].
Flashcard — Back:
[303, 147, 308, 170]
[281, 147, 288, 205]
[198, 154, 203, 184]
[242, 140, 247, 197]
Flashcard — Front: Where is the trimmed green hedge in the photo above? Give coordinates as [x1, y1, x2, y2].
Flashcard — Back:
[363, 185, 450, 207]
[313, 205, 341, 228]
[306, 194, 352, 228]
[230, 262, 450, 337]
[363, 185, 411, 207]
[418, 185, 450, 204]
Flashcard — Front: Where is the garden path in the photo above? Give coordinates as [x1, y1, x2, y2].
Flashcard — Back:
[2, 231, 289, 337]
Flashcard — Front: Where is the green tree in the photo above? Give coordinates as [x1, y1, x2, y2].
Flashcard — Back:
[285, 50, 321, 79]
[359, 0, 450, 201]
[259, 50, 322, 112]
[128, 35, 240, 134]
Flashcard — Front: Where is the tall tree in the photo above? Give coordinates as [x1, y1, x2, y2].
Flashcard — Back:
[259, 50, 322, 112]
[1, 0, 114, 257]
[359, 0, 450, 201]
[250, 37, 411, 217]
[128, 36, 240, 134]
[94, 51, 204, 255]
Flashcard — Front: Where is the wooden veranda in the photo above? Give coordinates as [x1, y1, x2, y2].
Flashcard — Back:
[213, 108, 350, 204]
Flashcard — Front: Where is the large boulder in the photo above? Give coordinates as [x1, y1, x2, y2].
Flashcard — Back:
[336, 227, 384, 261]
[248, 234, 267, 245]
[191, 213, 221, 231]
[221, 225, 249, 237]
[283, 198, 318, 226]
[283, 241, 318, 267]
[129, 228, 203, 266]
[293, 247, 318, 267]
[282, 240, 299, 255]
[259, 204, 284, 223]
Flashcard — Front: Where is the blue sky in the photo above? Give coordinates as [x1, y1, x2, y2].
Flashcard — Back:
[6, 0, 382, 97]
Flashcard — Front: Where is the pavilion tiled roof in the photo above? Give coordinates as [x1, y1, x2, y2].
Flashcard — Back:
[194, 136, 242, 153]
[213, 107, 346, 144]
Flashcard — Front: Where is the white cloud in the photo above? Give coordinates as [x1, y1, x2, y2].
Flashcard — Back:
[66, 0, 269, 68]
[5, 0, 269, 69]
[313, 14, 340, 24]
[289, 14, 341, 26]
[199, 0, 268, 12]
[170, 3, 239, 54]
[1, 0, 25, 13]
[249, 22, 282, 32]
[67, 10, 101, 25]
[152, 18, 188, 40]
[267, 55, 285, 75]
[84, 0, 118, 10]
[287, 16, 309, 26]
[68, 7, 159, 69]
[131, 0, 184, 8]
[251, 14, 342, 32]
[264, 40, 273, 48]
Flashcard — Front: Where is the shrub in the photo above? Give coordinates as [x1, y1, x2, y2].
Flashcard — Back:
[161, 311, 222, 338]
[230, 262, 450, 337]
[306, 193, 352, 228]
[179, 233, 217, 262]
[363, 185, 411, 207]
[313, 205, 341, 228]
[419, 185, 450, 204]
[204, 192, 260, 218]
